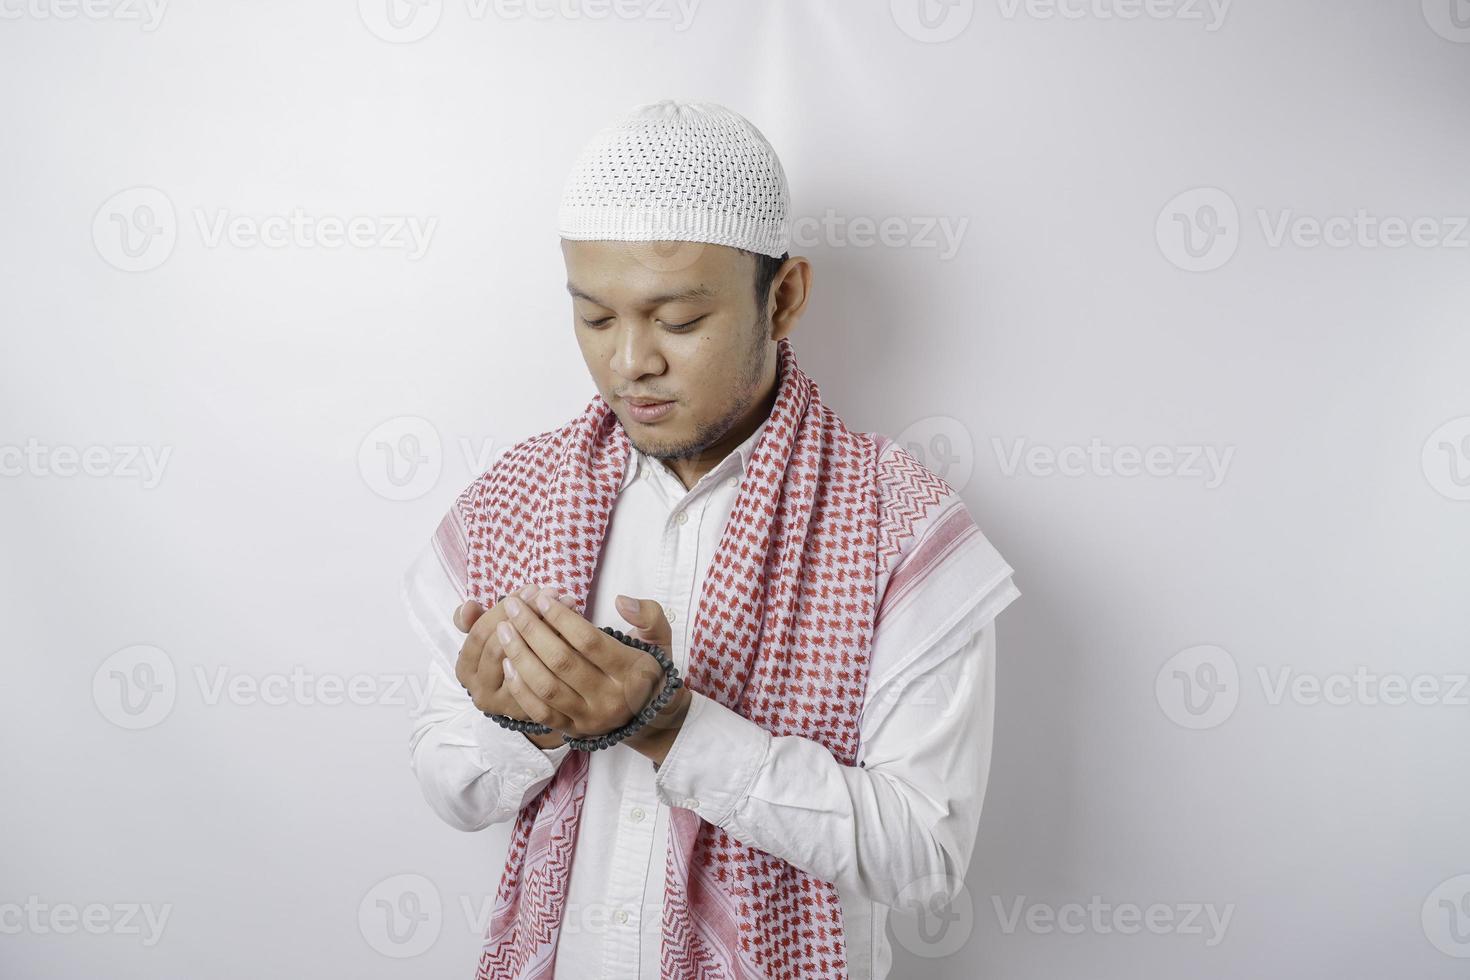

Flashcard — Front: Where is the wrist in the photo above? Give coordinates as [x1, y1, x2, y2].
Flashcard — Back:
[625, 687, 693, 754]
[525, 729, 565, 750]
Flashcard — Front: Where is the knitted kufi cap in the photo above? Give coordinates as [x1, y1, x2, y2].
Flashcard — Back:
[557, 99, 791, 259]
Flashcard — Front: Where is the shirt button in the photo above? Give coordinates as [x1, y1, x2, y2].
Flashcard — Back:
[630, 807, 646, 822]
[675, 510, 688, 526]
[666, 607, 676, 624]
[684, 798, 700, 810]
[727, 476, 738, 488]
[615, 909, 630, 924]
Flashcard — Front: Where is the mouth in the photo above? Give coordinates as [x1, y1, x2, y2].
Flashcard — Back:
[623, 397, 676, 423]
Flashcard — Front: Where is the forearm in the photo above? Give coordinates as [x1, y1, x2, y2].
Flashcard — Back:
[408, 658, 573, 831]
[650, 625, 997, 909]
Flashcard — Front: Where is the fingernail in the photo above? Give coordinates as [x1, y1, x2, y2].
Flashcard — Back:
[518, 584, 538, 599]
[497, 622, 513, 644]
[505, 596, 524, 616]
[536, 589, 553, 613]
[616, 595, 638, 616]
[502, 657, 517, 680]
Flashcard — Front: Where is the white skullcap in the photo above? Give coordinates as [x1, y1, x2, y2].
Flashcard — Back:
[557, 99, 792, 259]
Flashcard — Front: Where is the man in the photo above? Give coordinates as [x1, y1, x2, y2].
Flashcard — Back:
[402, 99, 1019, 980]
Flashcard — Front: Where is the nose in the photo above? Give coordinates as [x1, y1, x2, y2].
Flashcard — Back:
[610, 322, 666, 382]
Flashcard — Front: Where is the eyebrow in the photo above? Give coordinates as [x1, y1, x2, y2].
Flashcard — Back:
[566, 283, 718, 308]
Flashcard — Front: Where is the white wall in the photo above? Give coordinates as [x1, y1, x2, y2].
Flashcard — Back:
[2, 1, 1467, 977]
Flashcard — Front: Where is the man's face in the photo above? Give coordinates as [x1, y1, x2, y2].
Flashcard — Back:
[561, 238, 774, 463]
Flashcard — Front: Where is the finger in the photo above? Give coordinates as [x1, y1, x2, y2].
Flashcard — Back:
[459, 606, 504, 682]
[503, 594, 608, 698]
[454, 600, 484, 634]
[468, 659, 509, 715]
[458, 586, 531, 687]
[455, 603, 493, 689]
[496, 606, 588, 715]
[531, 587, 615, 657]
[500, 655, 576, 730]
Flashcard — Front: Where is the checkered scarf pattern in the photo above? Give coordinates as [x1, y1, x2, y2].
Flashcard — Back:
[464, 338, 880, 979]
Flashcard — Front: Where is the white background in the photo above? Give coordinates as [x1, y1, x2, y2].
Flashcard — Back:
[2, 1, 1468, 977]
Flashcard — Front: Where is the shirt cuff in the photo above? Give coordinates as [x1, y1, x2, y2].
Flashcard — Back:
[471, 711, 572, 786]
[652, 691, 772, 828]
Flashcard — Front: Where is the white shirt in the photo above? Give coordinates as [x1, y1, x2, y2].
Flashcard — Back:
[402, 417, 1019, 979]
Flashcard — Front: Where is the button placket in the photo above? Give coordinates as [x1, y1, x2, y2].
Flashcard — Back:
[601, 778, 657, 976]
[665, 490, 710, 666]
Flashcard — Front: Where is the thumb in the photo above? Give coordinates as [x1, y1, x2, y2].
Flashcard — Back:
[615, 595, 670, 644]
[453, 600, 485, 634]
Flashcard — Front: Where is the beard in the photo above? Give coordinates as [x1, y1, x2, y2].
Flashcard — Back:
[634, 319, 770, 464]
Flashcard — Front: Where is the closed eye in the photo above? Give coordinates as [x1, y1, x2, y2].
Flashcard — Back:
[579, 315, 707, 331]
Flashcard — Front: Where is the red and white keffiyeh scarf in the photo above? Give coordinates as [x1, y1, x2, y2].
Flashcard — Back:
[449, 337, 926, 978]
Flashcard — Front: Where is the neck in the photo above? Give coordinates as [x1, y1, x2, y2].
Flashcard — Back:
[664, 375, 778, 491]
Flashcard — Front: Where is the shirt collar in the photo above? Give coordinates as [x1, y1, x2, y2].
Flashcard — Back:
[619, 414, 769, 494]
